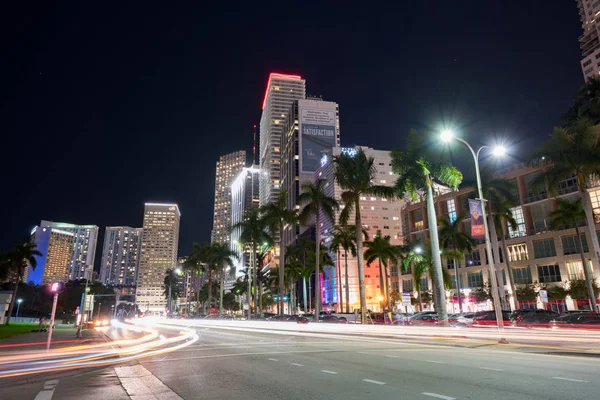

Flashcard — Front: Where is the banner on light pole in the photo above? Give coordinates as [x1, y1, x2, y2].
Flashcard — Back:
[468, 199, 485, 239]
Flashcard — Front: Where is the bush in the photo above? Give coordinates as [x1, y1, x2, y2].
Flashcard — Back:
[516, 284, 537, 302]
[568, 278, 600, 299]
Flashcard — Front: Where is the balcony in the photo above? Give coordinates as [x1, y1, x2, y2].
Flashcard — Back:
[523, 192, 548, 204]
[557, 185, 578, 196]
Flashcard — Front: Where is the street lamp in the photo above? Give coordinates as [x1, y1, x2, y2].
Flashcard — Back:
[441, 129, 508, 344]
[16, 299, 22, 320]
[168, 268, 182, 316]
[47, 282, 60, 351]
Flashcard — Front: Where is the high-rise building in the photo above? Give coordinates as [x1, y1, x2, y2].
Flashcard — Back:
[577, 0, 600, 79]
[259, 73, 306, 209]
[99, 226, 143, 291]
[136, 203, 181, 313]
[316, 146, 406, 311]
[26, 226, 74, 285]
[212, 151, 246, 244]
[230, 166, 260, 278]
[281, 98, 341, 250]
[38, 221, 99, 281]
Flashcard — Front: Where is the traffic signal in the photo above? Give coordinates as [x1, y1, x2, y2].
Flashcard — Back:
[273, 295, 280, 301]
[283, 295, 289, 301]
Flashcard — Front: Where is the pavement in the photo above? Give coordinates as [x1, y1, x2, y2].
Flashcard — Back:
[2, 321, 600, 399]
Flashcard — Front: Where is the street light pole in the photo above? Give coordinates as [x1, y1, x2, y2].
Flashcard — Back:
[442, 132, 507, 344]
[47, 283, 60, 351]
[16, 299, 22, 320]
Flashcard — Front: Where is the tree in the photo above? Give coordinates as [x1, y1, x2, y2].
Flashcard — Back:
[549, 197, 597, 310]
[298, 178, 339, 321]
[534, 118, 600, 311]
[334, 148, 395, 323]
[492, 199, 520, 308]
[163, 268, 181, 309]
[231, 208, 273, 317]
[392, 130, 463, 324]
[438, 214, 476, 313]
[298, 265, 313, 312]
[184, 242, 209, 315]
[206, 242, 237, 316]
[568, 278, 600, 304]
[4, 242, 42, 325]
[563, 76, 600, 127]
[260, 188, 299, 316]
[330, 225, 367, 313]
[364, 230, 399, 310]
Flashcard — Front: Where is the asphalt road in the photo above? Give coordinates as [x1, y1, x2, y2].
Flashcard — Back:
[2, 322, 600, 399]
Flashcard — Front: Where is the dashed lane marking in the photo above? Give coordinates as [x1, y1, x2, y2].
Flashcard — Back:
[552, 377, 588, 383]
[290, 363, 304, 367]
[321, 370, 338, 375]
[34, 380, 58, 400]
[268, 358, 279, 361]
[422, 392, 456, 400]
[425, 360, 446, 364]
[362, 379, 386, 385]
[479, 367, 504, 371]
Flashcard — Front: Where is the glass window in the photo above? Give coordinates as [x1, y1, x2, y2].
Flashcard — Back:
[402, 279, 414, 293]
[533, 239, 556, 258]
[446, 199, 457, 223]
[392, 281, 400, 292]
[465, 251, 481, 266]
[414, 209, 424, 231]
[562, 235, 589, 255]
[508, 206, 526, 238]
[467, 271, 484, 288]
[512, 267, 533, 284]
[390, 265, 398, 277]
[537, 264, 562, 283]
[589, 189, 600, 223]
[566, 260, 594, 280]
[420, 277, 429, 291]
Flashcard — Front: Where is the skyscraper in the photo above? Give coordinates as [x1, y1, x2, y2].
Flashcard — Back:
[136, 203, 181, 313]
[26, 226, 75, 285]
[212, 150, 246, 244]
[100, 226, 143, 291]
[280, 98, 340, 250]
[38, 220, 99, 281]
[577, 0, 600, 79]
[230, 166, 260, 278]
[259, 73, 306, 209]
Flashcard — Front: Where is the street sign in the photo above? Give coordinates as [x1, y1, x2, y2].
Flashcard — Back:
[402, 292, 411, 307]
[539, 290, 548, 303]
[243, 303, 249, 310]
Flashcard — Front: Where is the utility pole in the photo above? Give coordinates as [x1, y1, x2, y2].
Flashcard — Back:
[47, 283, 60, 351]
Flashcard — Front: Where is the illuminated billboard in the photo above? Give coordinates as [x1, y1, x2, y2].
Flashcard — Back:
[300, 106, 336, 172]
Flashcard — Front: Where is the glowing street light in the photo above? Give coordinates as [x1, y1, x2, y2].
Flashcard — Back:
[47, 282, 61, 351]
[16, 299, 22, 319]
[414, 246, 423, 254]
[440, 129, 508, 344]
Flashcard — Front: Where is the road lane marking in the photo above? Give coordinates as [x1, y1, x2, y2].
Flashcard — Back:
[35, 380, 58, 400]
[356, 351, 370, 354]
[479, 367, 504, 371]
[143, 348, 339, 363]
[268, 358, 279, 361]
[290, 363, 304, 367]
[422, 393, 456, 400]
[552, 377, 588, 383]
[385, 355, 402, 358]
[362, 379, 386, 385]
[321, 370, 338, 375]
[425, 360, 446, 364]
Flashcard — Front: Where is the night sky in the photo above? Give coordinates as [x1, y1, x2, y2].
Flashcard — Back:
[0, 2, 584, 271]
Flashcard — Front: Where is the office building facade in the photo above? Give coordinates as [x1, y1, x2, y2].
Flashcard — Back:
[100, 226, 143, 290]
[26, 226, 74, 285]
[136, 203, 181, 313]
[577, 0, 600, 79]
[212, 151, 246, 244]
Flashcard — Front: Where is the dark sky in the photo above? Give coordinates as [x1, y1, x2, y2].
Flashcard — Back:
[0, 1, 584, 269]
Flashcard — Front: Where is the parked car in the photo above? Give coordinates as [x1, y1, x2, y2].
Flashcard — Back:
[320, 315, 348, 323]
[512, 309, 560, 327]
[451, 312, 476, 327]
[550, 313, 600, 329]
[471, 310, 511, 326]
[408, 313, 439, 325]
[560, 310, 592, 315]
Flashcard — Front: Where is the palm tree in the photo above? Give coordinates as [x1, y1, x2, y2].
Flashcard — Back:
[438, 214, 476, 313]
[364, 230, 399, 310]
[298, 179, 339, 321]
[563, 77, 600, 126]
[255, 245, 271, 313]
[261, 188, 299, 316]
[206, 242, 237, 316]
[549, 197, 597, 310]
[492, 199, 520, 308]
[400, 245, 428, 311]
[163, 268, 181, 312]
[298, 265, 313, 312]
[333, 148, 395, 323]
[330, 225, 367, 313]
[184, 242, 209, 315]
[392, 130, 463, 324]
[534, 119, 600, 300]
[4, 242, 42, 325]
[231, 208, 273, 317]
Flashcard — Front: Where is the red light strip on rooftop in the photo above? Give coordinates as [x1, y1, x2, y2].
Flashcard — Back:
[262, 72, 302, 109]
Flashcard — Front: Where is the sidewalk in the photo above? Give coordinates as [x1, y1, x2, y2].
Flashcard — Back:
[0, 325, 109, 352]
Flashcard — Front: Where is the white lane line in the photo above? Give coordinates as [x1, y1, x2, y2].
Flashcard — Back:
[479, 367, 504, 371]
[290, 363, 304, 367]
[552, 377, 589, 383]
[422, 392, 456, 400]
[356, 351, 370, 354]
[362, 379, 386, 385]
[321, 370, 338, 375]
[425, 360, 446, 364]
[385, 354, 402, 358]
[268, 358, 279, 361]
[34, 380, 59, 400]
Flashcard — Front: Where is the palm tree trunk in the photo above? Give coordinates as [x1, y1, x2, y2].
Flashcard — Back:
[378, 259, 385, 310]
[314, 213, 322, 322]
[581, 189, 600, 311]
[219, 270, 224, 316]
[425, 179, 448, 323]
[344, 250, 350, 314]
[196, 269, 201, 316]
[453, 257, 463, 314]
[252, 241, 258, 317]
[384, 262, 391, 310]
[259, 277, 263, 313]
[279, 220, 285, 316]
[488, 214, 508, 310]
[337, 250, 343, 313]
[500, 225, 518, 309]
[5, 278, 20, 326]
[355, 201, 367, 324]
[207, 270, 213, 315]
[303, 277, 308, 312]
[575, 225, 597, 311]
